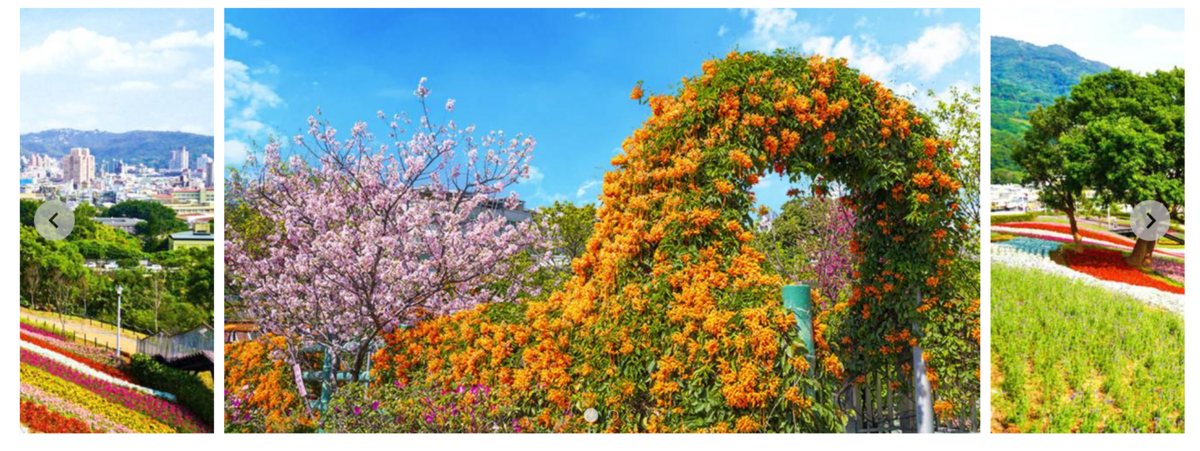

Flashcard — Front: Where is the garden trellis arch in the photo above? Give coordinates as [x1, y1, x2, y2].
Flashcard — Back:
[375, 51, 975, 433]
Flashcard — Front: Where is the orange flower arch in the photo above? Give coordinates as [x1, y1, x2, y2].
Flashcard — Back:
[373, 51, 973, 432]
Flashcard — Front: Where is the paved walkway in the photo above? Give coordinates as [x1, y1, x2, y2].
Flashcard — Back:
[20, 309, 144, 357]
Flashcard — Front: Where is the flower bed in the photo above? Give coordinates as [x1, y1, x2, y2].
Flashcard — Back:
[21, 364, 175, 433]
[21, 332, 132, 383]
[20, 400, 96, 433]
[1152, 258, 1185, 284]
[992, 237, 1185, 314]
[21, 340, 165, 398]
[998, 222, 1184, 258]
[21, 321, 73, 342]
[1063, 246, 1185, 295]
[21, 382, 135, 433]
[21, 348, 208, 433]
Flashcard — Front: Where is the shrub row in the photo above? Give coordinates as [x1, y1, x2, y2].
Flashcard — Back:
[128, 354, 214, 428]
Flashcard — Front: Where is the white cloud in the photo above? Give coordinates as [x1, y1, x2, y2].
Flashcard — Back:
[21, 27, 204, 74]
[854, 16, 871, 29]
[171, 66, 214, 89]
[576, 179, 599, 199]
[225, 58, 282, 133]
[524, 165, 546, 184]
[225, 22, 263, 46]
[149, 30, 214, 50]
[718, 25, 728, 37]
[738, 8, 814, 51]
[1133, 24, 1185, 42]
[738, 10, 969, 82]
[917, 9, 944, 18]
[803, 35, 895, 81]
[110, 80, 159, 92]
[574, 11, 598, 20]
[225, 23, 249, 40]
[225, 139, 250, 168]
[897, 24, 972, 79]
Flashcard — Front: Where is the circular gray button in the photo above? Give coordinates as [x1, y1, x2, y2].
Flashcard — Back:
[584, 408, 599, 423]
[1131, 200, 1170, 242]
[34, 200, 75, 241]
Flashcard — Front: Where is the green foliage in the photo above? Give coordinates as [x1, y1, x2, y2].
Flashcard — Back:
[1065, 69, 1185, 216]
[106, 200, 189, 251]
[990, 37, 1109, 184]
[20, 212, 213, 335]
[990, 212, 1042, 225]
[991, 265, 1184, 433]
[128, 354, 215, 428]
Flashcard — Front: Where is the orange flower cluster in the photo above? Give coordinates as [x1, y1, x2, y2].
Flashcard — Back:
[369, 51, 973, 433]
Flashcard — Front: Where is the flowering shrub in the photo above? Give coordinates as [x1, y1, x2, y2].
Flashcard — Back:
[371, 51, 976, 432]
[1063, 246, 1184, 295]
[224, 337, 317, 433]
[21, 364, 176, 433]
[21, 348, 209, 433]
[21, 400, 95, 433]
[323, 381, 521, 433]
[226, 78, 548, 399]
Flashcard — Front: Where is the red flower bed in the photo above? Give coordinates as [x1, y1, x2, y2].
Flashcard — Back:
[1001, 222, 1134, 247]
[21, 400, 95, 433]
[20, 333, 133, 383]
[1063, 246, 1185, 295]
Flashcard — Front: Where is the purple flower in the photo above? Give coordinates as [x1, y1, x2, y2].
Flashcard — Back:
[371, 400, 380, 411]
[354, 406, 361, 415]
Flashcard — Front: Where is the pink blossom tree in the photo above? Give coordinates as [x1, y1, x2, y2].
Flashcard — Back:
[226, 78, 548, 400]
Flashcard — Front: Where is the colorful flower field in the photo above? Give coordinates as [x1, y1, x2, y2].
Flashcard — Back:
[19, 321, 211, 433]
[994, 222, 1185, 259]
[1062, 246, 1184, 295]
[992, 237, 1185, 314]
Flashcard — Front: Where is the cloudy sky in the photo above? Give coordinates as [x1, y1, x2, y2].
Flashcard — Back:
[20, 9, 215, 135]
[226, 8, 979, 210]
[991, 8, 1184, 73]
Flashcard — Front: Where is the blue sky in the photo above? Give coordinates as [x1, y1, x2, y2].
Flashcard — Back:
[21, 9, 215, 135]
[991, 8, 1183, 73]
[225, 8, 979, 211]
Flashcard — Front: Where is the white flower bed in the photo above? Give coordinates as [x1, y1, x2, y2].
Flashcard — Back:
[20, 339, 177, 402]
[992, 226, 1185, 259]
[993, 237, 1185, 315]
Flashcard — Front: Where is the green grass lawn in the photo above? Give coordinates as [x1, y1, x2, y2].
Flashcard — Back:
[991, 265, 1184, 433]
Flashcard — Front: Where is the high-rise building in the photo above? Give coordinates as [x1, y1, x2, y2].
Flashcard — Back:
[169, 147, 190, 172]
[62, 147, 95, 187]
[195, 153, 213, 172]
[205, 157, 214, 188]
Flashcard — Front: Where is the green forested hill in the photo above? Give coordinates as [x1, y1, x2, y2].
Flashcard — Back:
[990, 36, 1109, 184]
[19, 129, 214, 168]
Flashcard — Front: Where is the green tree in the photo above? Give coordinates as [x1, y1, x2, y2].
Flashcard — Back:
[1069, 69, 1185, 267]
[532, 201, 596, 279]
[106, 200, 188, 251]
[1014, 100, 1091, 247]
[930, 85, 982, 254]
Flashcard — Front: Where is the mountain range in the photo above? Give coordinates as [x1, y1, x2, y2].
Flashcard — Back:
[20, 129, 214, 168]
[990, 36, 1110, 184]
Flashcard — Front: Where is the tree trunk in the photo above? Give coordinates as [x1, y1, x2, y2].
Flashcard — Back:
[1128, 238, 1157, 269]
[1066, 208, 1082, 247]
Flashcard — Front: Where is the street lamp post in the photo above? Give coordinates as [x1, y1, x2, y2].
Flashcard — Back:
[116, 285, 123, 357]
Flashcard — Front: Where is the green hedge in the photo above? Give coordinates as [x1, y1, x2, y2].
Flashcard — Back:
[128, 354, 213, 428]
[991, 212, 1040, 224]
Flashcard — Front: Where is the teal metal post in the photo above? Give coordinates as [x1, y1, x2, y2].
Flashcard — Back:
[782, 284, 814, 365]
